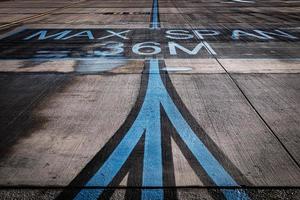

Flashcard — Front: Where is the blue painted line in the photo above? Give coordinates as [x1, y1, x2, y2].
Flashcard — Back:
[151, 0, 159, 29]
[161, 96, 238, 186]
[73, 59, 164, 200]
[141, 59, 164, 199]
[73, 123, 144, 199]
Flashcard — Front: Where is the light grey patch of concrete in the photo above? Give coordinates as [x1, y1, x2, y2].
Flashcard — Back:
[162, 67, 193, 72]
[0, 59, 76, 72]
[0, 14, 31, 23]
[232, 73, 300, 164]
[75, 59, 130, 73]
[0, 59, 144, 73]
[219, 59, 300, 73]
[169, 74, 300, 186]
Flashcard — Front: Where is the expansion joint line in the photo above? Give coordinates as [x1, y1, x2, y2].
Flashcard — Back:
[201, 38, 300, 170]
[173, 0, 300, 170]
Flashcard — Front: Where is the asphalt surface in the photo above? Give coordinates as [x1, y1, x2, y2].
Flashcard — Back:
[0, 0, 299, 199]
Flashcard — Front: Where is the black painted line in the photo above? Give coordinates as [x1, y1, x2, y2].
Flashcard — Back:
[98, 134, 145, 200]
[161, 106, 178, 200]
[54, 63, 149, 199]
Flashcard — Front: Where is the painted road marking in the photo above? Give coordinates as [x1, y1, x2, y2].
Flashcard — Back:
[23, 0, 294, 199]
[71, 60, 251, 200]
[61, 4, 252, 199]
[1, 28, 298, 59]
[232, 0, 254, 3]
[3, 29, 297, 41]
[161, 67, 193, 71]
[66, 59, 251, 200]
[56, 0, 252, 199]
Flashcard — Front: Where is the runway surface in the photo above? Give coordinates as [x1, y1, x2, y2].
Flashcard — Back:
[0, 0, 299, 199]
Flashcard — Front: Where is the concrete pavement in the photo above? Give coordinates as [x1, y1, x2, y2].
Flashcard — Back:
[0, 0, 299, 199]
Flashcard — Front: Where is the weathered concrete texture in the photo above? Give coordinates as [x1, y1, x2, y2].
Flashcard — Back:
[169, 74, 300, 186]
[0, 59, 144, 73]
[177, 188, 300, 200]
[0, 188, 299, 200]
[232, 73, 300, 164]
[28, 13, 150, 27]
[53, 8, 152, 14]
[0, 14, 31, 24]
[0, 189, 61, 200]
[0, 59, 224, 74]
[220, 59, 300, 73]
[158, 0, 300, 28]
[11, 0, 152, 28]
[164, 59, 225, 74]
[211, 41, 300, 59]
[1, 0, 300, 29]
[0, 74, 140, 186]
[0, 60, 76, 72]
[0, 0, 81, 25]
[0, 8, 53, 14]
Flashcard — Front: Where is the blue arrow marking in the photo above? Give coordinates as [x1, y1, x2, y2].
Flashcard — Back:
[73, 0, 251, 199]
[73, 59, 250, 200]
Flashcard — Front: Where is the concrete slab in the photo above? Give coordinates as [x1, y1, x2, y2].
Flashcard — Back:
[0, 60, 76, 73]
[0, 59, 144, 73]
[164, 59, 224, 73]
[0, 74, 66, 135]
[0, 14, 31, 24]
[232, 73, 300, 163]
[53, 8, 152, 14]
[220, 59, 300, 73]
[0, 8, 53, 14]
[27, 14, 150, 27]
[169, 74, 300, 186]
[1, 72, 299, 188]
[158, 0, 300, 28]
[0, 74, 140, 186]
[0, 0, 299, 199]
